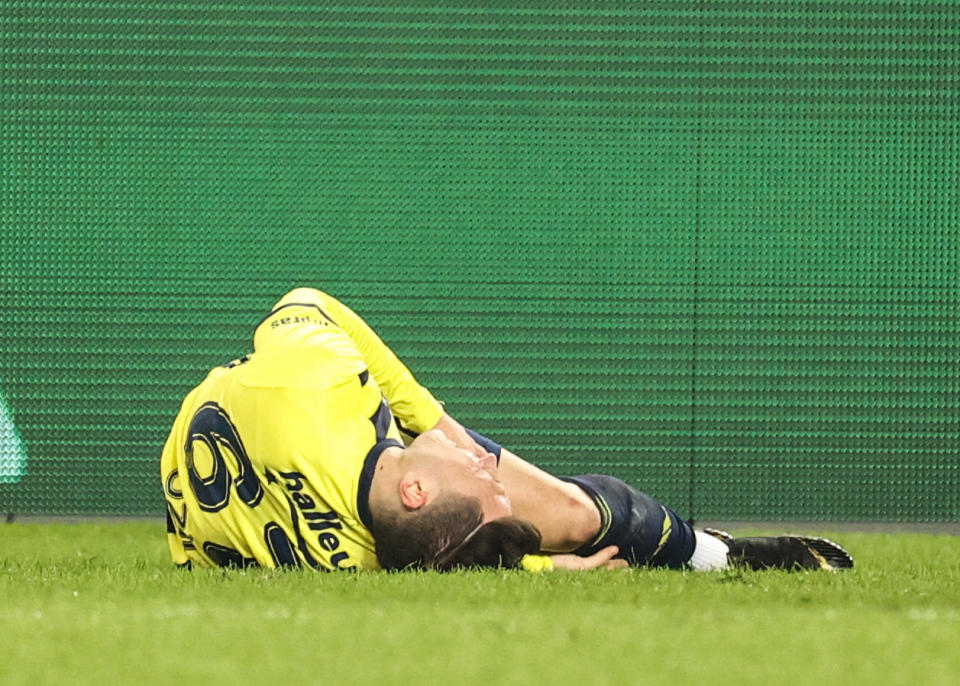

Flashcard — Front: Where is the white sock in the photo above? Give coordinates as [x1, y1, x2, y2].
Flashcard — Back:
[689, 530, 731, 571]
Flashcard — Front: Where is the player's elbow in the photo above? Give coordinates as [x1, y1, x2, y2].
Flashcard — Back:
[283, 286, 327, 301]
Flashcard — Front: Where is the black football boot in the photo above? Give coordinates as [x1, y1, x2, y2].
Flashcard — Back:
[702, 528, 854, 571]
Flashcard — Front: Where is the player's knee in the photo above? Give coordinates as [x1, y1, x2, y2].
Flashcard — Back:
[565, 474, 696, 568]
[553, 483, 602, 549]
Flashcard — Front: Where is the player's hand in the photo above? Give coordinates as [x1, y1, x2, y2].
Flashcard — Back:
[433, 412, 489, 460]
[549, 546, 628, 571]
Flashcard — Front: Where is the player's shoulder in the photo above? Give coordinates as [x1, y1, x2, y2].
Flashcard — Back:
[168, 361, 239, 420]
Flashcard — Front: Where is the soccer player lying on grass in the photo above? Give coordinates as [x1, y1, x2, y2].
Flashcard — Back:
[161, 288, 853, 574]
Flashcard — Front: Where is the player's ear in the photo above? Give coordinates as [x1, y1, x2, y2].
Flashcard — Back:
[398, 472, 429, 510]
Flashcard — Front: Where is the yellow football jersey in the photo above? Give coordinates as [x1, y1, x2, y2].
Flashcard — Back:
[161, 288, 444, 571]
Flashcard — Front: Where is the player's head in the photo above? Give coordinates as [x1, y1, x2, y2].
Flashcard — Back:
[370, 429, 533, 570]
[371, 497, 541, 571]
[396, 429, 512, 522]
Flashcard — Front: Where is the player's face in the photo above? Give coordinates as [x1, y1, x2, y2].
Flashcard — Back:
[407, 430, 512, 521]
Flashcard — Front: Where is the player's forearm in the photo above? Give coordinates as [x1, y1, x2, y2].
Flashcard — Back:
[429, 412, 489, 456]
[332, 301, 443, 432]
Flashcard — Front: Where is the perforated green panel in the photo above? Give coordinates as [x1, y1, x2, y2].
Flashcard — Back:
[1, 1, 957, 519]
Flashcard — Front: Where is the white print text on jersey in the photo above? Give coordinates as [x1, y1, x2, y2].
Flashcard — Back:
[279, 469, 353, 570]
[271, 315, 327, 328]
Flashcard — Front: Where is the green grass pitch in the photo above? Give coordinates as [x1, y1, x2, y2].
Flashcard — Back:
[1, 522, 958, 686]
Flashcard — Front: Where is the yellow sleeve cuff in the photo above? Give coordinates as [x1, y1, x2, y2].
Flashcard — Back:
[392, 389, 444, 435]
[520, 554, 555, 573]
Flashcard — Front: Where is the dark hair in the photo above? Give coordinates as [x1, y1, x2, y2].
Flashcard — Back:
[433, 517, 542, 571]
[371, 493, 484, 571]
[370, 494, 542, 572]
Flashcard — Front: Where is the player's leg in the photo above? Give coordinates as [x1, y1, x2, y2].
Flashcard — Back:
[498, 455, 717, 568]
[469, 429, 853, 571]
[701, 528, 854, 571]
[485, 439, 696, 568]
[477, 432, 710, 566]
[546, 476, 853, 571]
[495, 447, 602, 553]
[560, 473, 699, 569]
